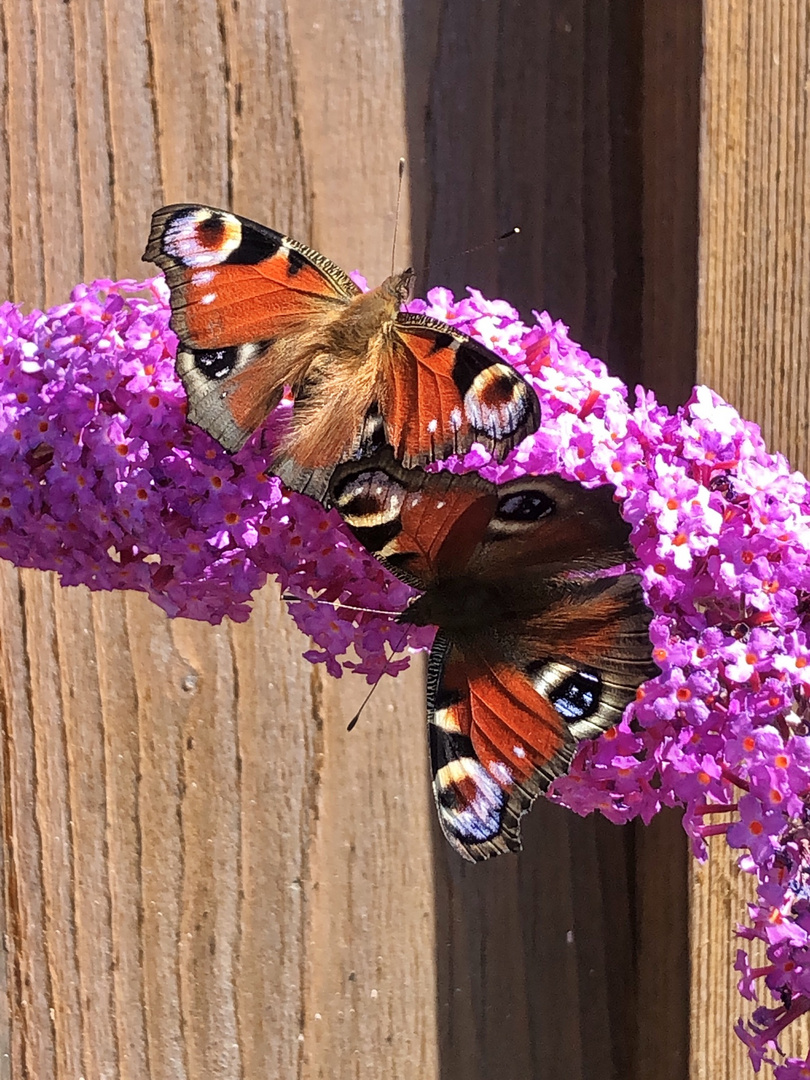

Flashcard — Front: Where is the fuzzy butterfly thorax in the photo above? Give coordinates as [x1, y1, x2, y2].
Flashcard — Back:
[144, 204, 540, 499]
[313, 268, 414, 358]
[402, 575, 504, 632]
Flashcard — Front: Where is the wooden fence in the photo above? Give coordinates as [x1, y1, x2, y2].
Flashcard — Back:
[0, 1, 807, 1078]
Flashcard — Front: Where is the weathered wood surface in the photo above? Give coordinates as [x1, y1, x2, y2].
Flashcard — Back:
[0, 2, 702, 1078]
[694, 3, 810, 1077]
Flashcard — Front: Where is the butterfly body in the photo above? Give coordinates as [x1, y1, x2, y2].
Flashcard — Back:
[402, 575, 504, 632]
[330, 453, 656, 861]
[144, 204, 540, 498]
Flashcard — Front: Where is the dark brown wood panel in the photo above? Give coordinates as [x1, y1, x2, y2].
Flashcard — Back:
[403, 3, 697, 1077]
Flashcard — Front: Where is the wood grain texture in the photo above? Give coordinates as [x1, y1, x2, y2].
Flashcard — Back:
[0, 1, 702, 1078]
[0, 2, 432, 1079]
[694, 3, 810, 1077]
[404, 3, 696, 1078]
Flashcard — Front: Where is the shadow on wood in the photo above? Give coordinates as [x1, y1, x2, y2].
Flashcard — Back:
[402, 2, 699, 1077]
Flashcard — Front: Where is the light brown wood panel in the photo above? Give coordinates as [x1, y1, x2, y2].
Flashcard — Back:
[695, 2, 810, 1077]
[0, 1, 431, 1078]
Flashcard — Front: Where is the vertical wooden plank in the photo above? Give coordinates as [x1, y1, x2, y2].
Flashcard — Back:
[70, 0, 114, 280]
[634, 6, 701, 1080]
[0, 5, 13, 300]
[0, 7, 19, 1076]
[218, 1, 309, 234]
[228, 589, 318, 1080]
[102, 0, 162, 271]
[54, 588, 118, 1080]
[0, 1, 434, 1078]
[404, 0, 647, 385]
[640, 0, 701, 409]
[146, 0, 231, 204]
[301, 673, 438, 1078]
[287, 0, 410, 278]
[91, 593, 150, 1080]
[285, 4, 437, 1077]
[33, 1, 84, 299]
[5, 0, 44, 305]
[25, 574, 84, 1079]
[634, 811, 689, 1080]
[404, 3, 693, 1077]
[0, 564, 55, 1080]
[695, 3, 810, 1077]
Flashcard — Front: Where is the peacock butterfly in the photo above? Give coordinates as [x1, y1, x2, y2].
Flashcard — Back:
[328, 451, 656, 860]
[144, 205, 540, 500]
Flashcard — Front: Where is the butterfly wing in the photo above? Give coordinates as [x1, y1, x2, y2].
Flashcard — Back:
[386, 313, 540, 467]
[144, 204, 359, 451]
[427, 574, 653, 860]
[329, 452, 655, 860]
[328, 450, 634, 582]
[426, 633, 564, 859]
[327, 450, 494, 586]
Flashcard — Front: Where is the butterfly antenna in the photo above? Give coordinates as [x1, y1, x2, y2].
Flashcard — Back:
[457, 226, 521, 259]
[391, 158, 406, 275]
[281, 593, 400, 619]
[419, 226, 521, 284]
[347, 624, 412, 732]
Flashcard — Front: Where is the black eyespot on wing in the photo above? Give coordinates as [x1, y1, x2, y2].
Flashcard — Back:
[328, 468, 394, 519]
[495, 490, 555, 522]
[193, 346, 238, 380]
[549, 670, 601, 720]
[286, 249, 307, 277]
[450, 339, 498, 397]
[221, 218, 284, 265]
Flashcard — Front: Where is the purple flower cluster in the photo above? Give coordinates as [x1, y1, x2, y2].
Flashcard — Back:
[0, 278, 432, 678]
[3, 275, 810, 1074]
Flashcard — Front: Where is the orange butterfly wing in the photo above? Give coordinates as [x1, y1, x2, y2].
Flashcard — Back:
[428, 638, 568, 859]
[146, 204, 357, 348]
[384, 314, 540, 467]
[144, 204, 357, 452]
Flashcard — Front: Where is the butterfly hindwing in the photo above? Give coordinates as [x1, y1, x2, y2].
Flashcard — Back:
[427, 573, 653, 861]
[329, 451, 634, 584]
[330, 452, 656, 861]
[427, 634, 574, 860]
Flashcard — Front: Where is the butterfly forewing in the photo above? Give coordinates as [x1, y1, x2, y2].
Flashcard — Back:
[145, 204, 360, 452]
[146, 205, 357, 345]
[386, 314, 541, 467]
